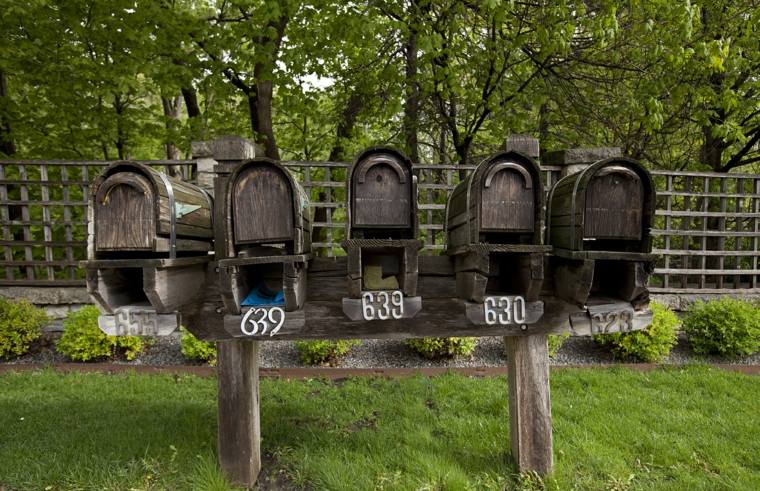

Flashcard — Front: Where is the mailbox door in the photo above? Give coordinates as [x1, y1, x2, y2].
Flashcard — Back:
[233, 165, 294, 244]
[353, 155, 411, 227]
[95, 173, 154, 250]
[584, 167, 643, 240]
[480, 163, 534, 232]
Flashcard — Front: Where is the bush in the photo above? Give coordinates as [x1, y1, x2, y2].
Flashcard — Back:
[180, 327, 217, 365]
[56, 306, 146, 361]
[405, 337, 477, 360]
[548, 333, 570, 358]
[0, 298, 48, 359]
[295, 339, 360, 365]
[682, 297, 760, 357]
[594, 302, 679, 362]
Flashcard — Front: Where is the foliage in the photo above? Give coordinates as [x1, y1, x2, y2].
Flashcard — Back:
[1, 367, 760, 489]
[682, 297, 760, 357]
[56, 306, 146, 362]
[405, 336, 477, 360]
[294, 339, 361, 365]
[179, 327, 217, 366]
[0, 298, 47, 359]
[1, 0, 756, 173]
[548, 333, 570, 358]
[594, 302, 680, 362]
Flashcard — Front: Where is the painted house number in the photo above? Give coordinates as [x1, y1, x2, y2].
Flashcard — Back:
[483, 296, 527, 325]
[240, 307, 285, 336]
[590, 310, 634, 334]
[361, 291, 404, 320]
[114, 307, 158, 336]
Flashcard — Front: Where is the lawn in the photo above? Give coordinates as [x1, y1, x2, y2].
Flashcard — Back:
[0, 366, 758, 490]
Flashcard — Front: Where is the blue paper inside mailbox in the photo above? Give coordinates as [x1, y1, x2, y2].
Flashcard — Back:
[241, 281, 285, 306]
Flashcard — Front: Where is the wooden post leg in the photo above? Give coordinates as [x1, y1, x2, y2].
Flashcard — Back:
[217, 339, 261, 488]
[505, 334, 553, 475]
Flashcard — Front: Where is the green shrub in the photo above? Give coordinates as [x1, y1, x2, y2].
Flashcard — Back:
[682, 297, 760, 357]
[405, 337, 477, 360]
[56, 306, 146, 361]
[0, 298, 48, 359]
[594, 302, 679, 362]
[548, 333, 570, 358]
[294, 339, 360, 365]
[180, 327, 217, 365]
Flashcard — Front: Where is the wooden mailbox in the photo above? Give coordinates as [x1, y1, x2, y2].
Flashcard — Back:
[217, 158, 312, 317]
[342, 147, 423, 320]
[546, 157, 656, 332]
[84, 161, 213, 336]
[446, 150, 551, 325]
[93, 161, 213, 255]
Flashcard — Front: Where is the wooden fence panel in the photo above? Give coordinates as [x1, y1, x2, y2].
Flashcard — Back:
[1, 159, 758, 294]
[650, 170, 760, 293]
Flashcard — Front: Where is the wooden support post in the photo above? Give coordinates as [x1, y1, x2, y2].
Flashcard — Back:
[505, 334, 553, 475]
[217, 339, 261, 488]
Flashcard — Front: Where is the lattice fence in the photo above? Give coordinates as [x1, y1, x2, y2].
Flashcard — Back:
[0, 160, 193, 285]
[649, 170, 760, 293]
[1, 159, 758, 294]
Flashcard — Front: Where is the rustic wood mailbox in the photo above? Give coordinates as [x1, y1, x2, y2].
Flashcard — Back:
[84, 161, 214, 335]
[546, 157, 656, 332]
[342, 147, 423, 320]
[446, 150, 551, 326]
[216, 158, 312, 335]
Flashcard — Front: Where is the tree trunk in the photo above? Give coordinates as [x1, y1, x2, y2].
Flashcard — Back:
[181, 85, 206, 147]
[113, 94, 129, 160]
[701, 123, 727, 172]
[162, 95, 183, 178]
[328, 91, 364, 162]
[0, 69, 16, 156]
[403, 9, 420, 163]
[181, 86, 201, 119]
[249, 78, 280, 160]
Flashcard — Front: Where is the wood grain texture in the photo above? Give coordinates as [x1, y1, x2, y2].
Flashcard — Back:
[547, 158, 655, 254]
[217, 340, 261, 488]
[505, 335, 553, 475]
[347, 147, 417, 239]
[480, 166, 534, 232]
[92, 161, 213, 254]
[447, 151, 543, 249]
[95, 173, 153, 251]
[232, 164, 294, 244]
[584, 169, 643, 240]
[204, 297, 602, 341]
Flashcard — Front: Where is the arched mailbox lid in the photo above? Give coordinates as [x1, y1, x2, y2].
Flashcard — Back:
[226, 158, 311, 254]
[348, 147, 417, 237]
[92, 161, 213, 253]
[547, 157, 655, 255]
[446, 150, 546, 250]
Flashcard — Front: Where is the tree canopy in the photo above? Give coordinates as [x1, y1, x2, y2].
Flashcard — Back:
[0, 0, 758, 172]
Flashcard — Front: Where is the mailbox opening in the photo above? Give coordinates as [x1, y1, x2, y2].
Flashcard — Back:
[94, 267, 149, 309]
[589, 259, 647, 305]
[361, 249, 403, 291]
[484, 253, 534, 296]
[233, 264, 286, 308]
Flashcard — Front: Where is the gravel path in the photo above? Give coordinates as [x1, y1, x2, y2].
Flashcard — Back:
[6, 332, 760, 368]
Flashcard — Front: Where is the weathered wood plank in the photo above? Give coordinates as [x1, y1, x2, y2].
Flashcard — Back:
[505, 335, 553, 475]
[217, 340, 261, 488]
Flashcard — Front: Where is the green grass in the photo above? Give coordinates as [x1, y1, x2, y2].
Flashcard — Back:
[0, 366, 758, 490]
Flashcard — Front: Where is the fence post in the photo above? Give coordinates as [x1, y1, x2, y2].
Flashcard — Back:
[193, 136, 263, 488]
[505, 335, 553, 475]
